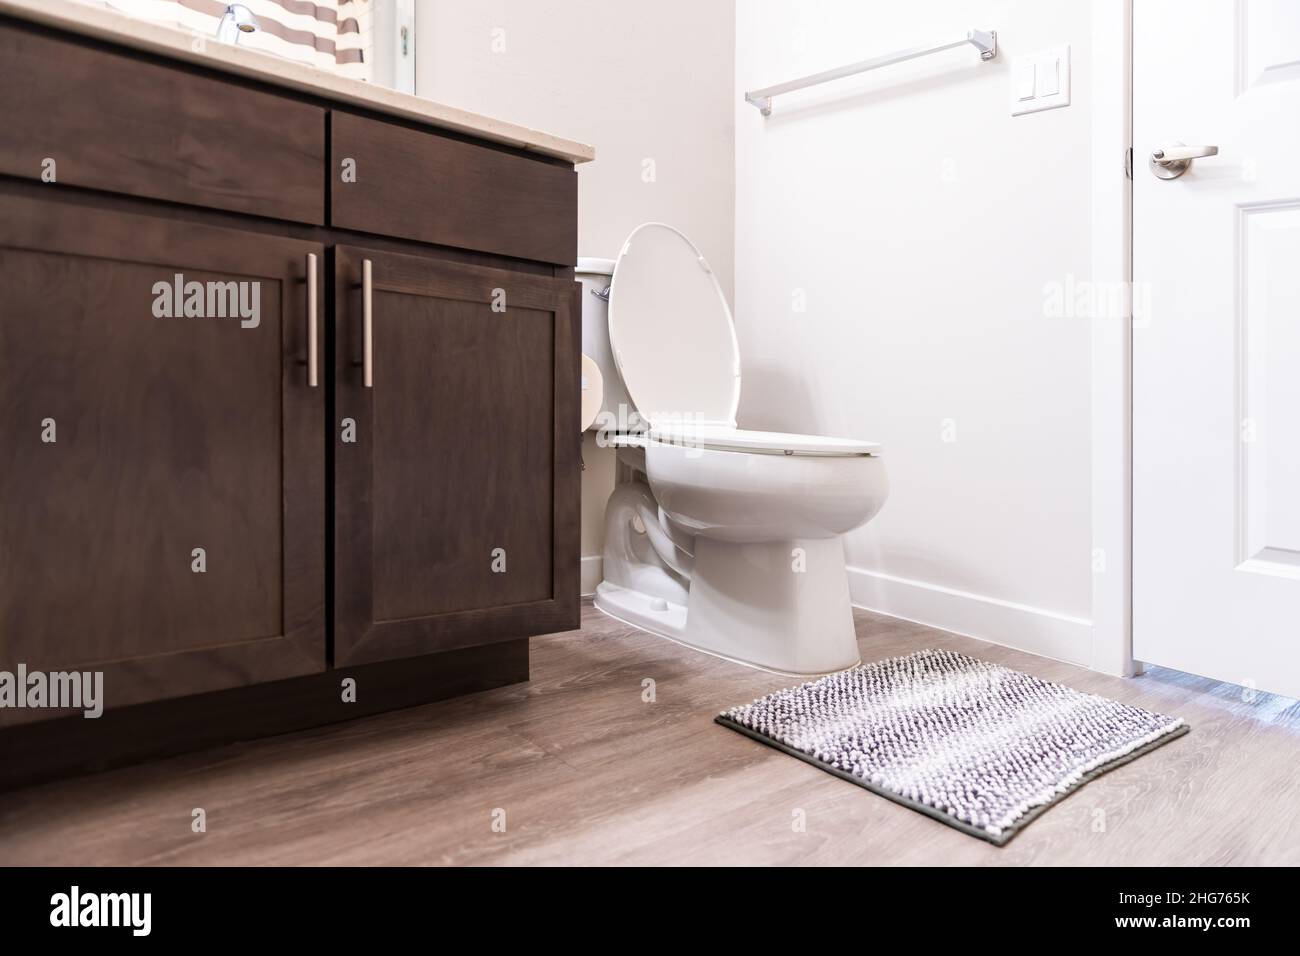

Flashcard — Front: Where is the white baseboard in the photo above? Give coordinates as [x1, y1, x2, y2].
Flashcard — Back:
[846, 566, 1093, 667]
[580, 555, 603, 597]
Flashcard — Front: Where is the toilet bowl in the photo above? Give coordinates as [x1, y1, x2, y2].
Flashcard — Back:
[583, 223, 889, 676]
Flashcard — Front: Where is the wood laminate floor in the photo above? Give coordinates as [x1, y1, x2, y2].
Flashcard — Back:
[2, 602, 1298, 866]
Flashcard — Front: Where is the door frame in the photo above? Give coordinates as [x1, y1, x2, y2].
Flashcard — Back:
[1090, 0, 1136, 676]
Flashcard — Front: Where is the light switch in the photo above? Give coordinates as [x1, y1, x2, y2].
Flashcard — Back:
[1015, 60, 1036, 100]
[1039, 56, 1060, 96]
[1010, 44, 1071, 116]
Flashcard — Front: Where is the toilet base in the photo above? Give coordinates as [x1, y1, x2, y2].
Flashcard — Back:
[595, 536, 861, 677]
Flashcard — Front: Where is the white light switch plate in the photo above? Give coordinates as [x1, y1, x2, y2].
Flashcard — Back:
[1010, 45, 1070, 115]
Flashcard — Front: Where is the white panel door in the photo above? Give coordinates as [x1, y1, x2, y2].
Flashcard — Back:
[1134, 0, 1300, 698]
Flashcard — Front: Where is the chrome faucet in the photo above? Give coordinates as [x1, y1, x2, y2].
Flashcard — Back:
[215, 4, 259, 45]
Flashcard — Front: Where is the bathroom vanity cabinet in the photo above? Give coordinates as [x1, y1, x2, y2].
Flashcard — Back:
[0, 14, 583, 786]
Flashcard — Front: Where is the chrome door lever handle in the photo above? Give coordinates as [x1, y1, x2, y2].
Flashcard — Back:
[1152, 144, 1218, 162]
[1150, 142, 1219, 179]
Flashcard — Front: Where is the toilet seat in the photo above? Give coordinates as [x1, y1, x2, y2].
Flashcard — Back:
[608, 222, 741, 428]
[605, 426, 880, 458]
[649, 424, 880, 457]
[608, 223, 880, 460]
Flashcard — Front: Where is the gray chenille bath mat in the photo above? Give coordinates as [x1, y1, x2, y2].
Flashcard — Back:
[716, 648, 1188, 845]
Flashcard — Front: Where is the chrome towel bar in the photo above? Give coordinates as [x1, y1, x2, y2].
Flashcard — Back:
[744, 29, 997, 115]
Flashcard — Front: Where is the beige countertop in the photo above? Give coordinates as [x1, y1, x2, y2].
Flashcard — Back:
[0, 0, 595, 164]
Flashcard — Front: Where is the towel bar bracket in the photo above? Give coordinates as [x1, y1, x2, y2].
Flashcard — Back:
[968, 29, 998, 60]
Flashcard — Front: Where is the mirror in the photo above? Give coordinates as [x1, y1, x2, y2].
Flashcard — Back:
[369, 0, 418, 94]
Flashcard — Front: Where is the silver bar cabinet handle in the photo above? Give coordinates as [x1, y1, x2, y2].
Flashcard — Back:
[306, 253, 318, 388]
[362, 258, 373, 388]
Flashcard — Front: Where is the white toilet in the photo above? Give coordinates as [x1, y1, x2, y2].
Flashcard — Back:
[581, 223, 889, 676]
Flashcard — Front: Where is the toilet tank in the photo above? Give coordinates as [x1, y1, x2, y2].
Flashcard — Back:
[577, 256, 637, 432]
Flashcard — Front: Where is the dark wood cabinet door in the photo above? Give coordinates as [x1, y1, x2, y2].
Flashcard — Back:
[0, 195, 325, 722]
[334, 246, 579, 666]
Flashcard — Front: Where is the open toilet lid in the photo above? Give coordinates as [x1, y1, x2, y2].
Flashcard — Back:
[608, 223, 740, 428]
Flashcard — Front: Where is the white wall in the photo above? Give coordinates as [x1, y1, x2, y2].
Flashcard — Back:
[415, 0, 736, 585]
[735, 0, 1096, 662]
[415, 0, 735, 296]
